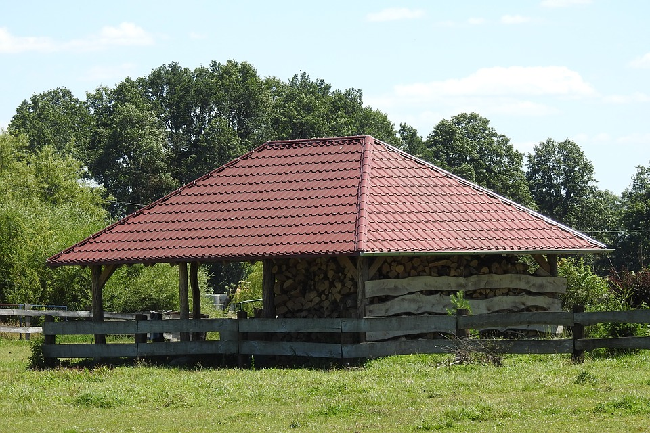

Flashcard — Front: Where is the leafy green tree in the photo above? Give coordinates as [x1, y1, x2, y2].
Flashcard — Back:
[0, 132, 108, 308]
[526, 138, 597, 227]
[86, 80, 176, 217]
[103, 264, 207, 313]
[614, 165, 650, 270]
[267, 73, 398, 143]
[424, 113, 533, 205]
[398, 123, 425, 157]
[8, 88, 91, 158]
[142, 61, 267, 185]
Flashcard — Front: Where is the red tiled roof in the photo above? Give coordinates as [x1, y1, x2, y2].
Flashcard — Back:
[47, 135, 608, 266]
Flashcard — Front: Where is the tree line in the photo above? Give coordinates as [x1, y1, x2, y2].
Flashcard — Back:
[2, 59, 650, 310]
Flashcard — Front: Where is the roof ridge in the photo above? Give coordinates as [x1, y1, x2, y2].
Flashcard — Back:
[354, 135, 374, 253]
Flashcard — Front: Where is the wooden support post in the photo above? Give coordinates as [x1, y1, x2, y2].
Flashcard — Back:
[90, 264, 118, 346]
[262, 260, 275, 319]
[356, 256, 368, 318]
[91, 265, 106, 345]
[237, 310, 248, 368]
[548, 254, 558, 277]
[25, 303, 31, 341]
[356, 256, 368, 343]
[190, 262, 202, 341]
[135, 314, 148, 344]
[532, 254, 551, 276]
[572, 304, 585, 363]
[456, 308, 470, 339]
[179, 262, 190, 342]
[43, 315, 56, 367]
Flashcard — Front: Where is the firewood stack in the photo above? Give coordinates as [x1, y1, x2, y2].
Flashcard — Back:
[273, 257, 358, 318]
[373, 255, 529, 280]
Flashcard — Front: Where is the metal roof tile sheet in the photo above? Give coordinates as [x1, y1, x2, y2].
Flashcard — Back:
[48, 135, 607, 266]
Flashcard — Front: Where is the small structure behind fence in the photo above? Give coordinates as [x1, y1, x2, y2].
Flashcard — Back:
[34, 307, 650, 365]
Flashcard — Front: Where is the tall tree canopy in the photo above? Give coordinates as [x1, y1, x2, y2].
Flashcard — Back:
[8, 87, 91, 158]
[267, 72, 398, 143]
[526, 138, 598, 228]
[423, 113, 533, 205]
[0, 132, 108, 308]
[614, 165, 650, 270]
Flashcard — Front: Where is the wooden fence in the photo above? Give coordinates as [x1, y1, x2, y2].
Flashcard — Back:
[0, 308, 135, 339]
[37, 308, 650, 363]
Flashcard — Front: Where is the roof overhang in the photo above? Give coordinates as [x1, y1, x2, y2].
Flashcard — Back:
[360, 249, 614, 257]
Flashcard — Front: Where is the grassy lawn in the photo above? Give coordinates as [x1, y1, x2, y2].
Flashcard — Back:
[1, 338, 649, 432]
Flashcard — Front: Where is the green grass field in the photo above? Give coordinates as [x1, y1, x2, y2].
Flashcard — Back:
[1, 338, 649, 432]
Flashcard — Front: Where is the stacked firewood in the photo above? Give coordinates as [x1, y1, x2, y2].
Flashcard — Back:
[273, 257, 358, 318]
[373, 255, 529, 280]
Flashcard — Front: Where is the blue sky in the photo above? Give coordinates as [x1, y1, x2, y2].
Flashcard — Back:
[1, 0, 648, 195]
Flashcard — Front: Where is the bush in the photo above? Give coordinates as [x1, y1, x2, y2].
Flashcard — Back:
[559, 258, 610, 311]
[608, 268, 650, 308]
[229, 261, 263, 316]
[559, 258, 649, 347]
[103, 263, 208, 313]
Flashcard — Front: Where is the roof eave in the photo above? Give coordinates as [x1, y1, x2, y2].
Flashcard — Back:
[360, 248, 613, 257]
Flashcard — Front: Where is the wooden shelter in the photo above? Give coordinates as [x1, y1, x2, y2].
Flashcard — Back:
[47, 135, 610, 343]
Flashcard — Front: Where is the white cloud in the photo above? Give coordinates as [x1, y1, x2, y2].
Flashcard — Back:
[0, 27, 54, 53]
[67, 23, 154, 51]
[366, 7, 425, 22]
[540, 0, 592, 7]
[501, 15, 531, 24]
[603, 92, 650, 104]
[467, 17, 486, 25]
[365, 66, 595, 134]
[628, 53, 650, 69]
[394, 66, 596, 98]
[0, 23, 154, 54]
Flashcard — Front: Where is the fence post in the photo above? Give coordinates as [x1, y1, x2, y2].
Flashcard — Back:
[135, 314, 147, 344]
[572, 305, 585, 363]
[456, 308, 470, 339]
[43, 315, 56, 367]
[149, 312, 164, 342]
[237, 310, 248, 368]
[24, 303, 31, 341]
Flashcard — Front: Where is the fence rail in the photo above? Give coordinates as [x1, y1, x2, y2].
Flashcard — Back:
[35, 308, 650, 363]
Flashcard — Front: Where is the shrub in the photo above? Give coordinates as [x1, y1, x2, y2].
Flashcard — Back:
[608, 268, 650, 308]
[229, 262, 263, 316]
[558, 258, 610, 311]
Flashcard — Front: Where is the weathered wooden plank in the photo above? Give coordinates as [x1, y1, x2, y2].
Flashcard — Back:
[367, 257, 385, 280]
[575, 310, 650, 326]
[365, 274, 567, 298]
[459, 312, 573, 329]
[240, 341, 341, 358]
[137, 341, 238, 356]
[470, 339, 573, 354]
[343, 340, 457, 358]
[44, 321, 137, 335]
[0, 326, 42, 334]
[337, 255, 357, 277]
[366, 292, 450, 316]
[0, 310, 135, 320]
[239, 318, 341, 333]
[366, 293, 561, 317]
[575, 336, 650, 351]
[342, 316, 456, 333]
[43, 343, 136, 359]
[136, 319, 238, 334]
